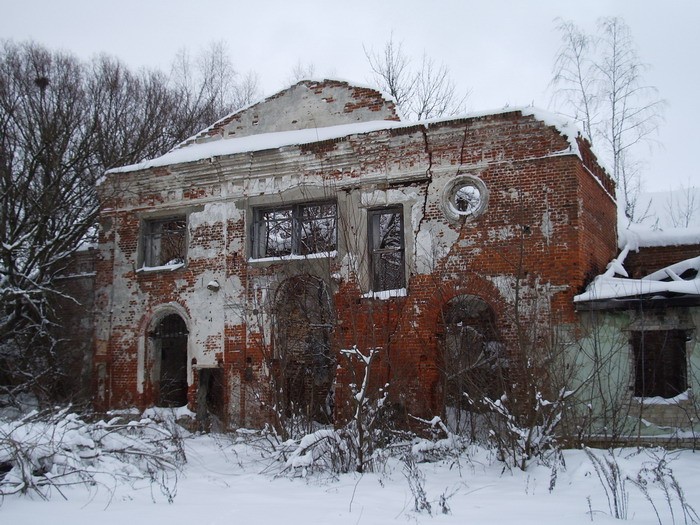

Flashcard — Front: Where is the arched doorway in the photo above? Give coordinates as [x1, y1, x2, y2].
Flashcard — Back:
[440, 295, 503, 431]
[150, 313, 189, 407]
[273, 275, 335, 423]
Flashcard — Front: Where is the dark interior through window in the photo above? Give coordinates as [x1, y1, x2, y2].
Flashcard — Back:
[368, 207, 405, 292]
[632, 330, 687, 398]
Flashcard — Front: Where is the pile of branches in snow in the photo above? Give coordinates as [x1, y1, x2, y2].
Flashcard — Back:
[273, 416, 468, 479]
[0, 407, 186, 501]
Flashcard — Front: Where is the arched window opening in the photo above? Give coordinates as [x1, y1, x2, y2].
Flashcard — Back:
[151, 313, 189, 407]
[440, 295, 503, 431]
[274, 275, 335, 424]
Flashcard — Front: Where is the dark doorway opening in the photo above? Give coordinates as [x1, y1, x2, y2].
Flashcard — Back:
[152, 313, 189, 407]
[440, 295, 502, 432]
[274, 275, 335, 423]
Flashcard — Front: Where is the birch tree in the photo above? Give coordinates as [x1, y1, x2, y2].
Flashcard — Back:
[552, 17, 664, 224]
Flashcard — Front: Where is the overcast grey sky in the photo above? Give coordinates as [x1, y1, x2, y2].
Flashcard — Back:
[2, 0, 698, 191]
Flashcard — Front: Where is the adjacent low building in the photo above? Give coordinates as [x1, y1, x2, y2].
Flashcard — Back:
[574, 228, 700, 442]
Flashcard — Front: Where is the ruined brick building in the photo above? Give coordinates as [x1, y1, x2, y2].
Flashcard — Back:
[90, 79, 698, 434]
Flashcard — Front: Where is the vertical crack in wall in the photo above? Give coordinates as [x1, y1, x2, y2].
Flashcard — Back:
[458, 122, 469, 167]
[418, 124, 434, 224]
[432, 124, 473, 273]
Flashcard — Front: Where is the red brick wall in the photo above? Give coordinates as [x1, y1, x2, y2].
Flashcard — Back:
[625, 244, 700, 279]
[95, 103, 618, 426]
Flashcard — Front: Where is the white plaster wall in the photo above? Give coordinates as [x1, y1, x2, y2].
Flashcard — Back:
[217, 82, 397, 140]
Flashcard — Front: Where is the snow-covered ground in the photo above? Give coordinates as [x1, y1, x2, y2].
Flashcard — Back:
[3, 426, 699, 525]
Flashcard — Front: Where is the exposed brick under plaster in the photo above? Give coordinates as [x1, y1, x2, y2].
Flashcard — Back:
[90, 81, 621, 428]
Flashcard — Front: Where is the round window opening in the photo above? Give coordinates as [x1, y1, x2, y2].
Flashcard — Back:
[443, 175, 488, 221]
[452, 183, 482, 215]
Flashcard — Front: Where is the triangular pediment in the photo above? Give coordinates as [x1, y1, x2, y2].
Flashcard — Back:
[186, 79, 400, 146]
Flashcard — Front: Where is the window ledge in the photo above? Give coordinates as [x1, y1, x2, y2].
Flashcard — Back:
[137, 262, 186, 273]
[633, 390, 691, 406]
[362, 288, 407, 300]
[248, 250, 337, 263]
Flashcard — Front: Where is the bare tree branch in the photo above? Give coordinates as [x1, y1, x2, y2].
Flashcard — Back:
[364, 35, 468, 121]
[0, 39, 261, 405]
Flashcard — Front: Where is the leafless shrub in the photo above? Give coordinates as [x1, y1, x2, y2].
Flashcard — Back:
[276, 347, 396, 477]
[0, 407, 186, 502]
[403, 453, 432, 515]
[472, 389, 567, 471]
[629, 449, 699, 525]
[584, 447, 629, 520]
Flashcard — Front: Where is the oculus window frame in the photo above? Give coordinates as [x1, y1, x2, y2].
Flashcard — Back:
[442, 174, 489, 223]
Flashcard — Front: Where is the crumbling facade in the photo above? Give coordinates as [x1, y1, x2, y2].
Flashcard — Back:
[93, 79, 619, 428]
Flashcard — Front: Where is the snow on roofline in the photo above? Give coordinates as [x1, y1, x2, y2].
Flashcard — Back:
[574, 274, 700, 302]
[619, 224, 700, 250]
[106, 120, 406, 174]
[106, 106, 583, 175]
[576, 222, 700, 304]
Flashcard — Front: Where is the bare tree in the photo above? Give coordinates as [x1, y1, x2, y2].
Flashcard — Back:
[88, 55, 180, 168]
[0, 41, 99, 402]
[551, 17, 665, 224]
[0, 40, 261, 406]
[232, 70, 260, 109]
[664, 183, 700, 228]
[552, 19, 598, 141]
[170, 40, 260, 138]
[365, 36, 416, 113]
[287, 60, 316, 84]
[365, 35, 468, 120]
[411, 54, 466, 120]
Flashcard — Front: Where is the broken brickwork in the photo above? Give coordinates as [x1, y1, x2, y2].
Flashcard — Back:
[92, 80, 617, 427]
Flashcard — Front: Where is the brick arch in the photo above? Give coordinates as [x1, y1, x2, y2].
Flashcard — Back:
[424, 273, 509, 331]
[137, 302, 192, 407]
[271, 274, 335, 423]
[412, 273, 511, 421]
[140, 301, 191, 334]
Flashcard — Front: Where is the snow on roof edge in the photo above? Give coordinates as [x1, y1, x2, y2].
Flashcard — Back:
[574, 274, 700, 303]
[106, 105, 583, 175]
[106, 120, 407, 174]
[575, 244, 700, 304]
[619, 224, 700, 250]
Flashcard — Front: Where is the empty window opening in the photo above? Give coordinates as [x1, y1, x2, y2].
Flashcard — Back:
[273, 275, 335, 423]
[151, 314, 189, 407]
[368, 207, 405, 292]
[253, 201, 337, 259]
[632, 330, 688, 399]
[142, 216, 186, 267]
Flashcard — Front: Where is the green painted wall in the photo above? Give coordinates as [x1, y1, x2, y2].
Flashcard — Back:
[564, 306, 700, 442]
